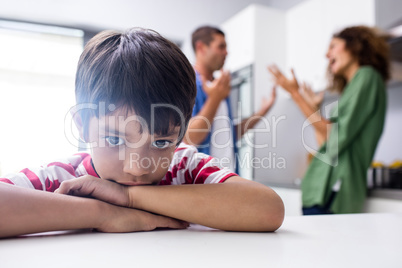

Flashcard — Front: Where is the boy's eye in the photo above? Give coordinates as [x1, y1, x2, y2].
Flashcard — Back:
[152, 140, 172, 149]
[105, 136, 125, 146]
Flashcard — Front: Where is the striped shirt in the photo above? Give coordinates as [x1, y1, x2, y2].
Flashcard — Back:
[0, 143, 237, 191]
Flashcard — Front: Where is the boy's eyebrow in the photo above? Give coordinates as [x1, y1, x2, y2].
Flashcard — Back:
[98, 123, 128, 136]
[100, 124, 180, 138]
[105, 128, 126, 136]
[154, 128, 181, 138]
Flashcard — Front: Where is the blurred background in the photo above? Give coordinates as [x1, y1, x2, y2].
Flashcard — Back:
[0, 0, 401, 213]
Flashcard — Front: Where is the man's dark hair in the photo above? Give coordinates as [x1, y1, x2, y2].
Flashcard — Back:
[75, 28, 196, 143]
[191, 25, 225, 52]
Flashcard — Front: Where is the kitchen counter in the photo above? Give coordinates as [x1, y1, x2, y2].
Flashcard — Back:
[368, 188, 402, 200]
[265, 181, 402, 201]
[1, 213, 401, 268]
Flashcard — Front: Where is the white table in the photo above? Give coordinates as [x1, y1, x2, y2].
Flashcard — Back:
[1, 213, 401, 268]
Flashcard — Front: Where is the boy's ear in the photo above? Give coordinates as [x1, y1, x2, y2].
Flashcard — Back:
[70, 107, 85, 142]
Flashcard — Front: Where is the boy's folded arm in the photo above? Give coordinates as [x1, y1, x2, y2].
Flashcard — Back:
[56, 175, 284, 232]
[0, 182, 187, 238]
[128, 176, 285, 232]
[0, 182, 102, 237]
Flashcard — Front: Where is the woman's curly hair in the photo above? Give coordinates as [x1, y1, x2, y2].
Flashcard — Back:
[328, 26, 390, 93]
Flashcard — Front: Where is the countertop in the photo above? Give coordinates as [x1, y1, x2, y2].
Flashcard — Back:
[1, 213, 401, 268]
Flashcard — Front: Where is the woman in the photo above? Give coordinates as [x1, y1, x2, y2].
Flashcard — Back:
[268, 26, 390, 214]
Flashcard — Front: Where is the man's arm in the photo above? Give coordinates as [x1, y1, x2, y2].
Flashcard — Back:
[235, 86, 276, 139]
[184, 96, 223, 145]
[183, 71, 231, 146]
[0, 182, 187, 238]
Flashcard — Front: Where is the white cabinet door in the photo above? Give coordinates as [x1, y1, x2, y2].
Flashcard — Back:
[286, 0, 376, 91]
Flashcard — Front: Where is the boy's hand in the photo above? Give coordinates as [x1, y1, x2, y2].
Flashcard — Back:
[97, 204, 189, 233]
[56, 175, 130, 207]
[56, 176, 190, 232]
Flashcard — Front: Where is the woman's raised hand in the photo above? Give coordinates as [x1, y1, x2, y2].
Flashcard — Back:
[300, 82, 325, 111]
[267, 65, 299, 95]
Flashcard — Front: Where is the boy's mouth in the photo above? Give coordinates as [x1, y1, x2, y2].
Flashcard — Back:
[118, 181, 152, 186]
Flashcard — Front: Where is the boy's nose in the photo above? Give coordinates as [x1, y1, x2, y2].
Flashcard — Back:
[123, 163, 150, 177]
[123, 151, 151, 177]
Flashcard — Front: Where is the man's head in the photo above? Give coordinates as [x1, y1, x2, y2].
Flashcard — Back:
[73, 28, 196, 185]
[75, 28, 196, 143]
[192, 26, 227, 72]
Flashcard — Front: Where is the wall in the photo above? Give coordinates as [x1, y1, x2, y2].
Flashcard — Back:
[286, 0, 376, 90]
[0, 0, 301, 64]
[375, 0, 402, 29]
[219, 1, 402, 214]
[252, 6, 312, 185]
[285, 0, 402, 166]
[220, 0, 387, 186]
[219, 5, 313, 185]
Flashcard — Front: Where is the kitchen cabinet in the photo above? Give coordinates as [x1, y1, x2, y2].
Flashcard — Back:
[221, 4, 313, 184]
[286, 0, 376, 91]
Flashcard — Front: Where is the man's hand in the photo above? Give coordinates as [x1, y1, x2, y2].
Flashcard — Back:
[260, 86, 277, 114]
[202, 69, 231, 101]
[267, 65, 299, 95]
[56, 175, 130, 207]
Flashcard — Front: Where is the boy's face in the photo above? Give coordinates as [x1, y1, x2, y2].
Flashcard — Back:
[85, 108, 180, 185]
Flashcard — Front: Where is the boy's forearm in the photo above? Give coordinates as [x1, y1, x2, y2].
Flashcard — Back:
[128, 179, 284, 232]
[0, 182, 104, 238]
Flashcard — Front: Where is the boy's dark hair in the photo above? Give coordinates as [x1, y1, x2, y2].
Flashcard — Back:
[75, 28, 196, 143]
[191, 26, 225, 52]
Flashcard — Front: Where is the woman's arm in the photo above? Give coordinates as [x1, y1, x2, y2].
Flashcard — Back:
[267, 65, 330, 144]
[290, 90, 329, 145]
[0, 182, 187, 238]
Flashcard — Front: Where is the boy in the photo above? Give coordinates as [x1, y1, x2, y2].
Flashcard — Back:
[0, 28, 284, 238]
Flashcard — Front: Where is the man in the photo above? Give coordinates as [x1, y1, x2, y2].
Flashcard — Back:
[184, 26, 276, 173]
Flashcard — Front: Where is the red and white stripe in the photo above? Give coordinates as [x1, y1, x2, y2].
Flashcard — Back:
[0, 144, 237, 191]
[161, 143, 237, 185]
[0, 153, 95, 192]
